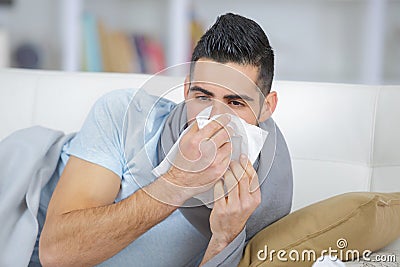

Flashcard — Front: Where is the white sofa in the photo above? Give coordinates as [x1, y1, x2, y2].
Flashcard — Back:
[0, 68, 399, 261]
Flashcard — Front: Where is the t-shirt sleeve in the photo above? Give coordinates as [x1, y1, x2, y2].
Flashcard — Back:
[65, 89, 135, 177]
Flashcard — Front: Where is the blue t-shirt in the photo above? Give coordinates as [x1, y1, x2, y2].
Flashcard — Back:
[32, 88, 264, 266]
[64, 88, 175, 201]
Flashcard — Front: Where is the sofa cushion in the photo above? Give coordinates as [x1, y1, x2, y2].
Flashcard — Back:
[239, 192, 400, 267]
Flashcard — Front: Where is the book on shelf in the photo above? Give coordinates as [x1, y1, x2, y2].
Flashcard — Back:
[132, 34, 166, 74]
[82, 14, 166, 74]
[82, 12, 103, 72]
[132, 34, 147, 73]
[144, 36, 166, 74]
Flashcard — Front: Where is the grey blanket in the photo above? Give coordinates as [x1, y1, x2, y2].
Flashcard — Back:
[0, 126, 75, 267]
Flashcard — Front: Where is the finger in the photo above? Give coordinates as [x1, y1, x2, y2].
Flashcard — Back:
[213, 179, 226, 208]
[187, 119, 200, 133]
[239, 155, 261, 208]
[209, 126, 234, 148]
[223, 170, 239, 205]
[229, 160, 247, 183]
[216, 142, 232, 169]
[214, 140, 232, 164]
[229, 160, 250, 199]
[178, 120, 200, 151]
[239, 154, 259, 192]
[198, 114, 231, 139]
[249, 172, 260, 193]
[211, 146, 232, 181]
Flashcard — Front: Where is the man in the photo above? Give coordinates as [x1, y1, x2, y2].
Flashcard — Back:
[34, 13, 292, 266]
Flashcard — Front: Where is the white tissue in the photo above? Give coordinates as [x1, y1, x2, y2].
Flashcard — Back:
[152, 106, 268, 207]
[196, 106, 268, 164]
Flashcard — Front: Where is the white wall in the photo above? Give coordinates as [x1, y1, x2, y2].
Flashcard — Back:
[384, 0, 400, 84]
[193, 0, 400, 85]
[0, 0, 60, 69]
[0, 0, 399, 84]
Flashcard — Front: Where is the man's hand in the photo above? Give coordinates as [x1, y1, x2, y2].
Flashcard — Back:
[200, 154, 261, 265]
[211, 154, 261, 244]
[163, 114, 234, 199]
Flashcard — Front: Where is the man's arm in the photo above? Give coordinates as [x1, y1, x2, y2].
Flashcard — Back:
[40, 115, 233, 267]
[39, 156, 186, 267]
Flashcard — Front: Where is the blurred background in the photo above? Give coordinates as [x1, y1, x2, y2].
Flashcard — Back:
[0, 0, 399, 85]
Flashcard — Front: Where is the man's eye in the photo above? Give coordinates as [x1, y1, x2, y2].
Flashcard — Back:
[230, 100, 245, 107]
[196, 96, 210, 101]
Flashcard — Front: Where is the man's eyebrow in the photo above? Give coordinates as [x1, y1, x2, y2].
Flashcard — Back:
[223, 94, 254, 102]
[190, 85, 254, 102]
[189, 86, 214, 96]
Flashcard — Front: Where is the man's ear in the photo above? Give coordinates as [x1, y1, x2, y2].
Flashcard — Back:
[184, 75, 190, 100]
[259, 91, 278, 122]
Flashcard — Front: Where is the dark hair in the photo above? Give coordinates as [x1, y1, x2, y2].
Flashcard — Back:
[190, 13, 274, 97]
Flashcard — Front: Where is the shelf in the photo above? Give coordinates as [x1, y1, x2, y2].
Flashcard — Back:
[2, 0, 390, 84]
[61, 0, 192, 74]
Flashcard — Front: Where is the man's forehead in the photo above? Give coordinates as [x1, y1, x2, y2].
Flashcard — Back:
[191, 60, 260, 95]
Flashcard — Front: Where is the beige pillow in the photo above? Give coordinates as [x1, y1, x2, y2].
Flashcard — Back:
[239, 192, 400, 267]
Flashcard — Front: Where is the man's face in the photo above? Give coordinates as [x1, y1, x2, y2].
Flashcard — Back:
[184, 59, 275, 125]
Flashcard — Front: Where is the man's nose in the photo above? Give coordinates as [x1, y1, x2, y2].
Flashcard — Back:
[209, 100, 231, 118]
